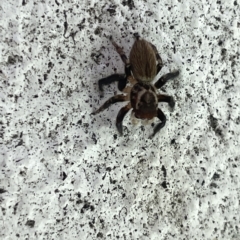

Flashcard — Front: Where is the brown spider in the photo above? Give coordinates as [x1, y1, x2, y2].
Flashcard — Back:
[92, 34, 179, 138]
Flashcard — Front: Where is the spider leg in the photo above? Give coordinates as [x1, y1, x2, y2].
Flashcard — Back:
[97, 37, 132, 92]
[98, 74, 127, 92]
[150, 108, 166, 139]
[150, 43, 163, 74]
[116, 103, 131, 135]
[133, 32, 141, 39]
[92, 94, 127, 115]
[154, 70, 179, 89]
[157, 94, 175, 109]
[110, 36, 132, 78]
[110, 36, 128, 65]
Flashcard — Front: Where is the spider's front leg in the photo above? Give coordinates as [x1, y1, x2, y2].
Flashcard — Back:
[92, 94, 127, 115]
[116, 103, 131, 135]
[150, 108, 166, 139]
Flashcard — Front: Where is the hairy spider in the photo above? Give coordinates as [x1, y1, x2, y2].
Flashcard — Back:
[92, 34, 179, 138]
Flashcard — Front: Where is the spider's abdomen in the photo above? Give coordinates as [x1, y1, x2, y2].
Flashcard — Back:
[129, 38, 157, 82]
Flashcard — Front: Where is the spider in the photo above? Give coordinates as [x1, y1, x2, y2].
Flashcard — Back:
[92, 33, 179, 138]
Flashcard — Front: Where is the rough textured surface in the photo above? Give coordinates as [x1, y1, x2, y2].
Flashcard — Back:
[0, 0, 240, 239]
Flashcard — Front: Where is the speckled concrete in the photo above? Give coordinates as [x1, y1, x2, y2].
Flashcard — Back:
[0, 0, 240, 239]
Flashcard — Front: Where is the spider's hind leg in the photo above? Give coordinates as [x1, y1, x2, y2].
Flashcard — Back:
[96, 37, 133, 95]
[110, 36, 128, 65]
[150, 43, 163, 75]
[150, 108, 166, 139]
[133, 32, 141, 40]
[98, 74, 127, 92]
[154, 70, 179, 89]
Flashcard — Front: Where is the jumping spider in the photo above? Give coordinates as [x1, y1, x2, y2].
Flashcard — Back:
[92, 34, 179, 138]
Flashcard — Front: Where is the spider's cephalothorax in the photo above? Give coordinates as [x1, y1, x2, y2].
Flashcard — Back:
[92, 34, 179, 138]
[130, 82, 158, 120]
